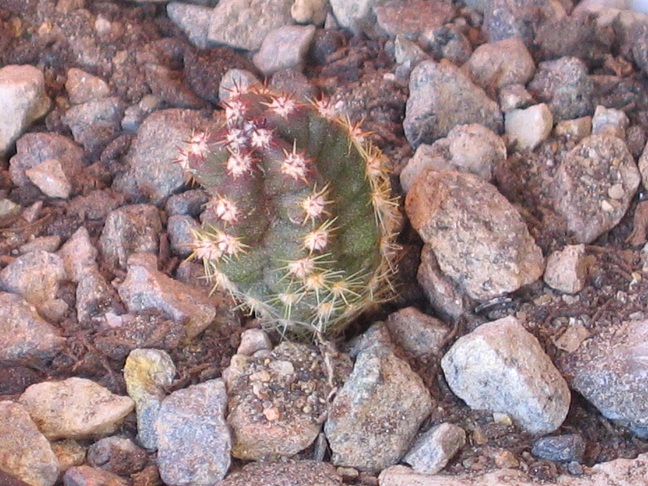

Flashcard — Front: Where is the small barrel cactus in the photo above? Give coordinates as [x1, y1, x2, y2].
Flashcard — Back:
[178, 85, 400, 337]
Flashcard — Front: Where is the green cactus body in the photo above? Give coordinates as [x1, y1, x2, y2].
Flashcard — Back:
[178, 85, 400, 337]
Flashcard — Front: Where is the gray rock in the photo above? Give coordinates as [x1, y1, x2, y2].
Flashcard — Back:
[505, 103, 554, 151]
[219, 69, 261, 101]
[58, 226, 98, 283]
[441, 316, 571, 435]
[207, 0, 293, 51]
[0, 65, 51, 157]
[291, 0, 328, 25]
[404, 59, 503, 147]
[62, 97, 125, 153]
[76, 268, 123, 326]
[463, 37, 536, 91]
[528, 57, 594, 122]
[403, 423, 466, 474]
[329, 0, 384, 32]
[406, 170, 544, 301]
[165, 189, 209, 217]
[225, 341, 334, 460]
[591, 105, 629, 139]
[253, 24, 316, 76]
[119, 109, 212, 204]
[167, 214, 200, 258]
[124, 348, 176, 451]
[385, 307, 449, 357]
[25, 158, 72, 199]
[531, 434, 586, 463]
[118, 253, 217, 339]
[543, 244, 588, 294]
[65, 68, 110, 105]
[417, 245, 467, 320]
[62, 465, 129, 486]
[0, 401, 60, 486]
[99, 204, 162, 270]
[325, 344, 433, 473]
[156, 379, 231, 485]
[394, 35, 429, 80]
[9, 133, 84, 189]
[641, 141, 648, 191]
[400, 124, 505, 191]
[552, 134, 640, 243]
[167, 2, 213, 49]
[237, 328, 273, 355]
[374, 0, 455, 40]
[19, 377, 134, 440]
[87, 436, 147, 475]
[483, 0, 566, 46]
[0, 250, 67, 307]
[379, 453, 648, 485]
[559, 318, 648, 432]
[218, 461, 342, 486]
[498, 83, 535, 112]
[0, 292, 66, 361]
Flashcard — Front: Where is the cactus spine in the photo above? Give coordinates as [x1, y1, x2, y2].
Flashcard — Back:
[178, 85, 400, 337]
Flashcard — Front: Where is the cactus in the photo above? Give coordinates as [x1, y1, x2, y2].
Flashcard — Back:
[177, 85, 400, 337]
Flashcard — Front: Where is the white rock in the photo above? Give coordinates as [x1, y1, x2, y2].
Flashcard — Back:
[505, 103, 554, 151]
[19, 377, 135, 440]
[403, 423, 466, 474]
[167, 2, 212, 49]
[329, 0, 378, 32]
[291, 0, 328, 25]
[441, 316, 571, 435]
[544, 244, 588, 294]
[25, 158, 72, 199]
[0, 65, 51, 157]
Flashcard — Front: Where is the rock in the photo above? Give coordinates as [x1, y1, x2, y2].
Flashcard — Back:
[291, 0, 328, 25]
[404, 59, 503, 147]
[441, 316, 571, 435]
[165, 189, 209, 217]
[406, 170, 545, 301]
[167, 214, 199, 258]
[591, 105, 629, 138]
[9, 133, 84, 189]
[118, 253, 217, 339]
[0, 292, 66, 361]
[224, 341, 335, 460]
[483, 0, 566, 46]
[394, 35, 429, 80]
[558, 318, 648, 433]
[167, 2, 212, 49]
[329, 0, 381, 32]
[252, 24, 316, 76]
[400, 124, 505, 191]
[87, 436, 147, 476]
[505, 103, 554, 151]
[417, 245, 467, 320]
[553, 318, 592, 353]
[498, 83, 535, 111]
[552, 134, 640, 243]
[142, 63, 206, 110]
[65, 68, 110, 104]
[236, 328, 273, 355]
[75, 267, 123, 326]
[124, 348, 177, 450]
[531, 434, 587, 463]
[25, 158, 72, 199]
[99, 204, 162, 270]
[207, 0, 293, 51]
[554, 116, 593, 141]
[218, 461, 342, 486]
[379, 453, 648, 485]
[543, 244, 588, 294]
[402, 423, 466, 475]
[58, 226, 99, 283]
[528, 57, 594, 121]
[0, 65, 51, 157]
[422, 24, 473, 66]
[374, 0, 455, 40]
[19, 235, 62, 255]
[62, 97, 125, 153]
[119, 109, 212, 204]
[156, 379, 231, 485]
[0, 401, 60, 486]
[641, 142, 648, 191]
[0, 250, 67, 307]
[463, 37, 536, 91]
[385, 307, 449, 357]
[62, 465, 129, 486]
[19, 377, 135, 440]
[219, 68, 260, 101]
[325, 344, 433, 473]
[51, 439, 86, 475]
